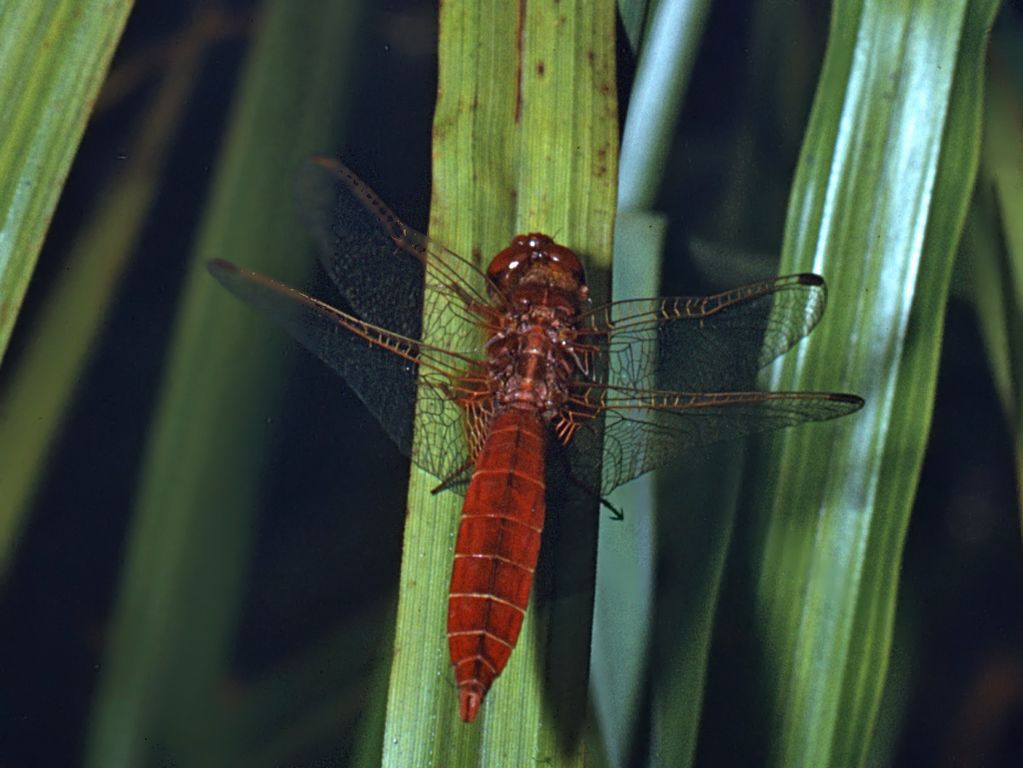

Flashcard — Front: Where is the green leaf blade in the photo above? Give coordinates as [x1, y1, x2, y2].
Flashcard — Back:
[0, 1, 133, 363]
[745, 1, 1000, 766]
[84, 2, 363, 765]
[383, 1, 618, 764]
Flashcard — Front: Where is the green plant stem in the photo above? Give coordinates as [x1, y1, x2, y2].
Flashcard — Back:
[382, 1, 618, 765]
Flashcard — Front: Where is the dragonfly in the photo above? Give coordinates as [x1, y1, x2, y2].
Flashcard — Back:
[208, 157, 864, 723]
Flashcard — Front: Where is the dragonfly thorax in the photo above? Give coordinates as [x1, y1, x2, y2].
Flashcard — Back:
[488, 305, 583, 422]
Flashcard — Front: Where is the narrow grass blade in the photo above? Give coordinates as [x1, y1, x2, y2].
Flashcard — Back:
[591, 211, 665, 768]
[84, 2, 362, 765]
[617, 0, 713, 212]
[617, 0, 651, 53]
[594, 4, 714, 764]
[969, 59, 1023, 519]
[227, 601, 394, 767]
[0, 18, 206, 584]
[0, 1, 133, 363]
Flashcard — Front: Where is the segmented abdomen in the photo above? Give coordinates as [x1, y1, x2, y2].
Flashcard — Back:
[447, 408, 546, 723]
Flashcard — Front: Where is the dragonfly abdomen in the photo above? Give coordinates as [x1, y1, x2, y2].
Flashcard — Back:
[447, 408, 546, 723]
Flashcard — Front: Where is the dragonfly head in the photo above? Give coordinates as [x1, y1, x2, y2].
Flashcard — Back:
[487, 233, 588, 308]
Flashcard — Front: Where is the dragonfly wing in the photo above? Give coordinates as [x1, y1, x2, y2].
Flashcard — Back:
[208, 259, 476, 483]
[581, 274, 829, 393]
[295, 156, 498, 356]
[566, 386, 864, 495]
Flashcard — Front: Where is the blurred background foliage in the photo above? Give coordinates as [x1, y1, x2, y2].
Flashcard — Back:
[0, 1, 1020, 766]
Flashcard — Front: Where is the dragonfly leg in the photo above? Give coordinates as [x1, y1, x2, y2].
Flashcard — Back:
[431, 458, 475, 495]
[570, 477, 623, 521]
[552, 447, 624, 521]
[599, 496, 624, 521]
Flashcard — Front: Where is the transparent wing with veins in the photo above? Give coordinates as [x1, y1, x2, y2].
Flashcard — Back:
[295, 156, 499, 355]
[208, 260, 485, 484]
[578, 273, 830, 394]
[563, 273, 863, 494]
[566, 385, 863, 496]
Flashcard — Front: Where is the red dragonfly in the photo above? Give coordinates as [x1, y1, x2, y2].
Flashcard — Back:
[208, 157, 863, 723]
